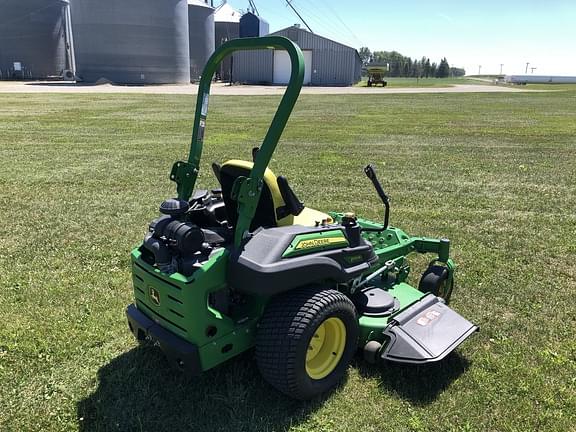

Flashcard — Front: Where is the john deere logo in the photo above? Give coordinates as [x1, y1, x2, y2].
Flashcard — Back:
[149, 287, 160, 306]
[295, 236, 348, 250]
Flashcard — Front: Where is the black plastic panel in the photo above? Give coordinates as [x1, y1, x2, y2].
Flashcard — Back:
[380, 294, 478, 363]
[228, 225, 378, 296]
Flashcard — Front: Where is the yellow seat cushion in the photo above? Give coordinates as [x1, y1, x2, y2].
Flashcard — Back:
[286, 206, 333, 227]
[221, 159, 332, 227]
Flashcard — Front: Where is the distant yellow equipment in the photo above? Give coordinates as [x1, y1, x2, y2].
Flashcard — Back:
[367, 65, 387, 87]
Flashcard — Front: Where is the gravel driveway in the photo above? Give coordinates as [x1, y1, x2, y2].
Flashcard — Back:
[0, 81, 533, 95]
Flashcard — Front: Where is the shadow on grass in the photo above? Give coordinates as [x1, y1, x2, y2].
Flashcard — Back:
[353, 352, 471, 406]
[77, 346, 333, 432]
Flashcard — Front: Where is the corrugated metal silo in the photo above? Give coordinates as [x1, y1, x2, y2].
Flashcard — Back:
[0, 0, 69, 80]
[239, 12, 269, 38]
[188, 0, 215, 82]
[214, 2, 240, 81]
[70, 0, 190, 84]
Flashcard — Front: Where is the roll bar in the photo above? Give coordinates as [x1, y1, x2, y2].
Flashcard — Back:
[169, 36, 305, 245]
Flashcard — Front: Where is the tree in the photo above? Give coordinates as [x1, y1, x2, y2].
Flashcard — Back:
[358, 47, 372, 66]
[430, 62, 437, 78]
[360, 48, 458, 79]
[424, 58, 431, 78]
[410, 59, 418, 77]
[436, 57, 450, 78]
[403, 58, 411, 77]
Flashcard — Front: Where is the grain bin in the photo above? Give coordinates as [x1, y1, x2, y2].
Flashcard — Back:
[70, 0, 190, 84]
[0, 0, 69, 80]
[239, 12, 269, 38]
[188, 0, 215, 82]
[214, 1, 240, 81]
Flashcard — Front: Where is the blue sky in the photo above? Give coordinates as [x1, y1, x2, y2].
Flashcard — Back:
[225, 0, 576, 75]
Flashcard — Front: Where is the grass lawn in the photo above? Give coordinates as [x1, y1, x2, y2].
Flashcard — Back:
[515, 83, 576, 91]
[1, 88, 575, 431]
[356, 77, 485, 87]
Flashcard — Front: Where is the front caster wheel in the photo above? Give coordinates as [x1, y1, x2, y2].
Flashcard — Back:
[256, 287, 359, 400]
[418, 264, 454, 303]
[363, 340, 382, 364]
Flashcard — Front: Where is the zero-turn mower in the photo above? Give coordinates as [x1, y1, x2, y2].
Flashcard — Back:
[126, 36, 478, 400]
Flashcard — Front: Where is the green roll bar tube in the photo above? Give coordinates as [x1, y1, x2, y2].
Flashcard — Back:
[169, 36, 305, 246]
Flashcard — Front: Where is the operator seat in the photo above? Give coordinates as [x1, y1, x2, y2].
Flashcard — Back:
[218, 160, 332, 231]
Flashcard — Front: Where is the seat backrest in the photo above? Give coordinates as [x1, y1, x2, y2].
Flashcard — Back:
[219, 160, 286, 231]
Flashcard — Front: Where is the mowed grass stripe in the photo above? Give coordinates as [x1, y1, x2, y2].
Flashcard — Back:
[0, 89, 575, 431]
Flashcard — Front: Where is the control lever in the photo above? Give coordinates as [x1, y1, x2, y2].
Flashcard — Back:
[363, 164, 390, 231]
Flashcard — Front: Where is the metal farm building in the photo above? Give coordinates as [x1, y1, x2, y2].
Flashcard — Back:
[70, 0, 190, 84]
[504, 75, 576, 84]
[0, 2, 360, 86]
[0, 0, 70, 80]
[239, 12, 269, 38]
[233, 26, 362, 86]
[188, 0, 215, 82]
[214, 2, 240, 81]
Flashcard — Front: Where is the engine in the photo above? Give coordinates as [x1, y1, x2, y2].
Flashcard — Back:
[140, 195, 228, 276]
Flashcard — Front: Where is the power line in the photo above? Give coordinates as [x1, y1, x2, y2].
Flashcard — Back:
[257, 1, 296, 24]
[248, 0, 259, 16]
[293, 1, 347, 40]
[285, 0, 313, 33]
[316, 0, 364, 47]
[283, 0, 356, 48]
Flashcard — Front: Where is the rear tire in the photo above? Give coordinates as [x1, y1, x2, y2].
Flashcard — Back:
[256, 287, 359, 400]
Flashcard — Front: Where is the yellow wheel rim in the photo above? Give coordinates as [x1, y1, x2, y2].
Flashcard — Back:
[306, 317, 346, 380]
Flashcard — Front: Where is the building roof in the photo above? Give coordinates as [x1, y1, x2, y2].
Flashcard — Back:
[240, 11, 269, 26]
[214, 1, 241, 23]
[188, 0, 214, 9]
[271, 26, 358, 53]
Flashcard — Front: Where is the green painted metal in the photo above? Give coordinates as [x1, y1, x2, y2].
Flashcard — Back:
[131, 247, 266, 371]
[358, 282, 425, 343]
[130, 213, 455, 372]
[129, 37, 463, 376]
[169, 36, 305, 246]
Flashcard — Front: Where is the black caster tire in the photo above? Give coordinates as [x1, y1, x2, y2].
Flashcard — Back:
[418, 265, 453, 303]
[256, 287, 359, 400]
[363, 340, 382, 364]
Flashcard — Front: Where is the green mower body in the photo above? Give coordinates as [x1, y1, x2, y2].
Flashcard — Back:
[126, 36, 477, 400]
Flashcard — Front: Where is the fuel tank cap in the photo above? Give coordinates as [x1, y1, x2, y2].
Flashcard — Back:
[353, 286, 400, 317]
[159, 198, 190, 216]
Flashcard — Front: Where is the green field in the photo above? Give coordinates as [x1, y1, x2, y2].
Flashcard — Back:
[356, 77, 485, 87]
[1, 88, 575, 431]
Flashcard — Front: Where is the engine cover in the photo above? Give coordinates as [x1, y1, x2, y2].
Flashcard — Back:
[228, 224, 378, 296]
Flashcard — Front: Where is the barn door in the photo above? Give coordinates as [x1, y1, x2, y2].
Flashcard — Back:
[273, 49, 312, 84]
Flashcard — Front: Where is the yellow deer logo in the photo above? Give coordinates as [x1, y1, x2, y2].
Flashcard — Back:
[149, 287, 161, 306]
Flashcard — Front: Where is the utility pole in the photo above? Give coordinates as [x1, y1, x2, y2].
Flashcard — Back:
[525, 62, 530, 74]
[286, 0, 313, 33]
[531, 67, 537, 74]
[478, 65, 482, 75]
[499, 64, 504, 75]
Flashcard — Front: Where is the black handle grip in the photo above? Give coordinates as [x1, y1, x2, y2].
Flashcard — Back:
[364, 164, 389, 204]
[364, 164, 390, 230]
